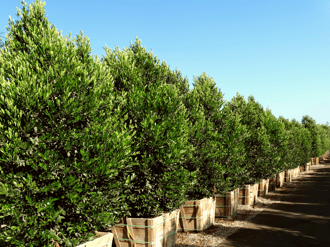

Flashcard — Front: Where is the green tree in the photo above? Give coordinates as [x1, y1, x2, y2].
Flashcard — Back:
[261, 111, 289, 179]
[0, 0, 139, 246]
[316, 124, 330, 156]
[96, 36, 198, 218]
[179, 72, 250, 198]
[0, 5, 98, 132]
[301, 115, 320, 157]
[290, 119, 310, 166]
[277, 116, 310, 169]
[320, 123, 330, 151]
[223, 93, 274, 184]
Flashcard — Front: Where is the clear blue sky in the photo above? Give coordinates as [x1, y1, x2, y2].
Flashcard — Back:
[1, 0, 329, 126]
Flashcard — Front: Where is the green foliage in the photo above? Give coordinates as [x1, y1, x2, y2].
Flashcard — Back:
[299, 124, 313, 163]
[97, 36, 197, 218]
[1, 1, 329, 247]
[280, 117, 297, 167]
[320, 123, 330, 151]
[0, 32, 11, 82]
[0, 31, 5, 50]
[223, 93, 273, 184]
[316, 124, 330, 156]
[0, 0, 139, 246]
[301, 115, 320, 157]
[262, 110, 289, 178]
[277, 117, 309, 169]
[177, 72, 250, 199]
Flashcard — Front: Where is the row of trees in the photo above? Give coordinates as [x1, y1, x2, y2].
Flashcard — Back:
[1, 1, 329, 246]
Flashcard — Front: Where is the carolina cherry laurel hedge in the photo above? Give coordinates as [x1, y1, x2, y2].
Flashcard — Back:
[1, 0, 330, 246]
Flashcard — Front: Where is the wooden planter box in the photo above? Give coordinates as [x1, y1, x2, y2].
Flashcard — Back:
[76, 232, 113, 247]
[238, 183, 258, 206]
[284, 169, 292, 183]
[311, 157, 317, 166]
[111, 209, 180, 247]
[258, 179, 269, 197]
[292, 168, 296, 178]
[178, 196, 216, 233]
[214, 187, 239, 218]
[268, 178, 276, 191]
[316, 157, 319, 165]
[276, 171, 285, 188]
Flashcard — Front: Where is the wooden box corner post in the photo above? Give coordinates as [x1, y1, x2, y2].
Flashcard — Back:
[258, 179, 269, 197]
[284, 170, 292, 183]
[268, 178, 276, 192]
[276, 171, 284, 188]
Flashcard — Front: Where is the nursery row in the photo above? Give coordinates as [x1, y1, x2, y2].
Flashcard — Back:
[51, 153, 329, 247]
[1, 0, 330, 246]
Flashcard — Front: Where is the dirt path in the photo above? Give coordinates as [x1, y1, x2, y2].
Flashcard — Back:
[220, 158, 330, 247]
